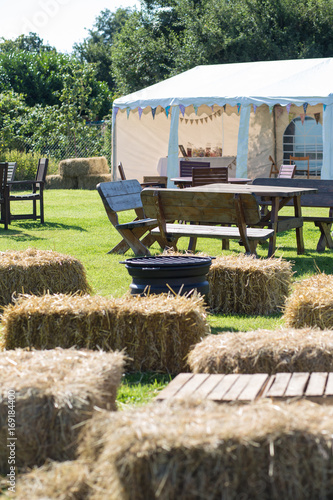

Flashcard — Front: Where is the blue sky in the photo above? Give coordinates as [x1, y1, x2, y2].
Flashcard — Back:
[0, 0, 140, 53]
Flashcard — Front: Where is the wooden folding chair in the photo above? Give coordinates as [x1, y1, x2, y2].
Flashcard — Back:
[277, 164, 296, 179]
[192, 166, 228, 186]
[179, 160, 210, 177]
[290, 156, 310, 178]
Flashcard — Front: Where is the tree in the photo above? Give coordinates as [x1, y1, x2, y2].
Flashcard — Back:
[73, 8, 132, 90]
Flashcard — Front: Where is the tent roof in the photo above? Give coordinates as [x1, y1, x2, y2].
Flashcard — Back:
[113, 58, 333, 110]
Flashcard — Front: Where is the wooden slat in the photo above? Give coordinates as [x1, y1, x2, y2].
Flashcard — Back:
[284, 372, 310, 397]
[175, 373, 210, 399]
[207, 373, 240, 401]
[325, 373, 333, 396]
[265, 373, 292, 398]
[222, 374, 255, 401]
[155, 373, 193, 400]
[193, 374, 225, 399]
[305, 372, 328, 397]
[237, 373, 270, 401]
[151, 224, 273, 241]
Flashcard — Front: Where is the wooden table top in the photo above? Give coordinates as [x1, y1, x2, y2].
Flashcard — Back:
[171, 177, 251, 186]
[156, 372, 333, 404]
[186, 183, 318, 198]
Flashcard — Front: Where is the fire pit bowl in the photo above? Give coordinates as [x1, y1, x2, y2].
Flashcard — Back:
[120, 255, 214, 298]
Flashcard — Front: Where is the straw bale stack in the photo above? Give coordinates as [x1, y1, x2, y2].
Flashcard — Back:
[45, 174, 78, 189]
[46, 156, 111, 190]
[207, 254, 293, 315]
[15, 399, 333, 499]
[283, 273, 333, 329]
[59, 157, 109, 177]
[187, 327, 333, 374]
[0, 248, 91, 307]
[1, 293, 210, 373]
[0, 348, 125, 473]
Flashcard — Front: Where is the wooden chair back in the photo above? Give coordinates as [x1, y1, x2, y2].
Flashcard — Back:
[289, 156, 310, 178]
[192, 166, 228, 186]
[0, 162, 9, 229]
[118, 162, 126, 180]
[97, 179, 144, 224]
[269, 155, 279, 177]
[35, 158, 49, 183]
[179, 160, 210, 177]
[141, 188, 261, 226]
[7, 162, 17, 183]
[277, 164, 296, 179]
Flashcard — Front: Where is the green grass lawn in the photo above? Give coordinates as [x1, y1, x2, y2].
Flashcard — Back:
[1, 189, 333, 408]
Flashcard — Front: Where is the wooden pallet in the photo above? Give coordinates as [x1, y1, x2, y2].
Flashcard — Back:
[156, 372, 333, 404]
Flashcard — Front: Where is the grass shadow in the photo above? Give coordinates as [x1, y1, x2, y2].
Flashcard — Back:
[8, 221, 87, 232]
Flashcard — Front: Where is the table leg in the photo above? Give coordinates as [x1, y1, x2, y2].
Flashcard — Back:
[267, 197, 279, 257]
[294, 195, 304, 254]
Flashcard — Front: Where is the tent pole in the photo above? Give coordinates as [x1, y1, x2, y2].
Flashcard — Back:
[273, 105, 277, 165]
[111, 107, 117, 181]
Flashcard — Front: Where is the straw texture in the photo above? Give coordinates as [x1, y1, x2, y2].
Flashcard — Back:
[0, 248, 91, 307]
[15, 399, 333, 500]
[284, 273, 333, 329]
[1, 292, 210, 373]
[0, 348, 125, 472]
[188, 327, 333, 374]
[58, 157, 109, 177]
[207, 254, 293, 314]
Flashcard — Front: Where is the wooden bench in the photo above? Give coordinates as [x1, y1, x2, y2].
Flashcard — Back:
[141, 188, 274, 255]
[156, 372, 333, 404]
[253, 178, 333, 251]
[97, 180, 162, 256]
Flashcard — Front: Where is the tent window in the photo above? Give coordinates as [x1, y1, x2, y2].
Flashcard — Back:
[283, 116, 323, 176]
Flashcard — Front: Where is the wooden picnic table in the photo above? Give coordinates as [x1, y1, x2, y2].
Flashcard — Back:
[171, 176, 251, 188]
[186, 183, 318, 257]
[155, 372, 333, 404]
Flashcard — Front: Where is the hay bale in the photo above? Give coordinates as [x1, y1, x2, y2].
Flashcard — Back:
[59, 157, 109, 178]
[1, 293, 210, 373]
[17, 399, 333, 499]
[15, 461, 90, 500]
[207, 254, 293, 315]
[45, 174, 78, 189]
[187, 328, 333, 374]
[283, 273, 333, 329]
[78, 173, 112, 190]
[0, 248, 91, 307]
[0, 348, 125, 473]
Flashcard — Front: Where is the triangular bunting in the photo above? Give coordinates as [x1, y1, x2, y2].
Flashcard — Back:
[314, 112, 320, 124]
[193, 105, 198, 115]
[253, 104, 257, 114]
[286, 103, 292, 114]
[165, 106, 171, 118]
[237, 103, 241, 114]
[113, 106, 119, 116]
[300, 113, 305, 125]
[303, 102, 308, 114]
[324, 104, 327, 111]
[151, 107, 156, 119]
[126, 107, 130, 119]
[138, 107, 143, 119]
[179, 104, 185, 117]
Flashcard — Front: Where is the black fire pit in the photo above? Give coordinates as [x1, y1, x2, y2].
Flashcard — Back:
[120, 255, 214, 297]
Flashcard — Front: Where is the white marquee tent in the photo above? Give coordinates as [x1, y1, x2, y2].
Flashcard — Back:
[112, 58, 333, 184]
